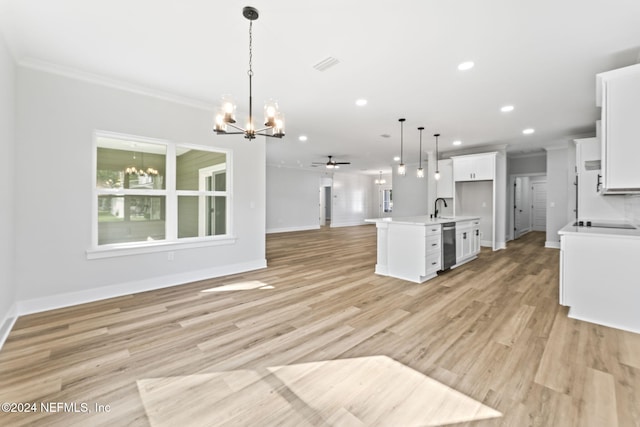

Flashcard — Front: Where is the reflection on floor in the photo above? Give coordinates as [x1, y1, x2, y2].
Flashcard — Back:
[137, 356, 501, 426]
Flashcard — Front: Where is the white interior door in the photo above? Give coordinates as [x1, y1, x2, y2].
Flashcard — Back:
[532, 182, 547, 231]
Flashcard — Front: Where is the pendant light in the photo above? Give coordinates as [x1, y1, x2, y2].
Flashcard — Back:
[213, 6, 285, 140]
[434, 133, 441, 180]
[417, 127, 425, 178]
[397, 118, 406, 176]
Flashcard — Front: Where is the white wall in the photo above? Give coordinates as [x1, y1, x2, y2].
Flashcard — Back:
[331, 172, 373, 227]
[0, 32, 17, 344]
[13, 67, 266, 311]
[545, 146, 571, 247]
[266, 166, 322, 233]
[392, 164, 429, 217]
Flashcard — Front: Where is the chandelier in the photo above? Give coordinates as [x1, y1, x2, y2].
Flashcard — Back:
[213, 6, 285, 140]
[125, 152, 158, 176]
[375, 171, 387, 185]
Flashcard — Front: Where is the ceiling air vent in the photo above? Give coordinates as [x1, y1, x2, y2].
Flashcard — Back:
[313, 57, 340, 72]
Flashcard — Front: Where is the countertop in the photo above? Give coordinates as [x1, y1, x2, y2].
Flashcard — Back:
[365, 215, 480, 226]
[558, 220, 640, 239]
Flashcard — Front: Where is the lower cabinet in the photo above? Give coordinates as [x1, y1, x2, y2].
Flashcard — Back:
[456, 220, 480, 265]
[425, 226, 442, 276]
[471, 220, 481, 254]
[559, 232, 640, 333]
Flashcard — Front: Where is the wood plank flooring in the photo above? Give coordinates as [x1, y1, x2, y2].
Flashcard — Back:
[1, 225, 639, 426]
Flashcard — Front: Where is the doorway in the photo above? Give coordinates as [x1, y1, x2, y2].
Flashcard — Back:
[508, 173, 546, 241]
[319, 185, 332, 227]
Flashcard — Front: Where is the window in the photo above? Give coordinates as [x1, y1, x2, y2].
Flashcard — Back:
[93, 132, 232, 253]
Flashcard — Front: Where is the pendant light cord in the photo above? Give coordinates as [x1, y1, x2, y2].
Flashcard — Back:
[248, 20, 254, 133]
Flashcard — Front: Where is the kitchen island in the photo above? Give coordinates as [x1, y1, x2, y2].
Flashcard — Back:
[559, 220, 640, 334]
[365, 216, 481, 283]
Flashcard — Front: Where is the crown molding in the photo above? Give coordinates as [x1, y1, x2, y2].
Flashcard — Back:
[18, 57, 216, 111]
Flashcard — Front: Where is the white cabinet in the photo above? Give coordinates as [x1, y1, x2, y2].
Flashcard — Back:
[471, 220, 481, 255]
[455, 221, 472, 263]
[597, 63, 640, 193]
[455, 220, 480, 265]
[386, 223, 441, 283]
[453, 153, 495, 182]
[424, 225, 442, 276]
[559, 229, 640, 333]
[436, 159, 453, 198]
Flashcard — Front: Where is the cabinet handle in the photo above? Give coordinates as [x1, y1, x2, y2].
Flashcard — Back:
[432, 243, 437, 246]
[463, 232, 467, 239]
[597, 174, 602, 192]
[475, 230, 479, 236]
[432, 262, 437, 265]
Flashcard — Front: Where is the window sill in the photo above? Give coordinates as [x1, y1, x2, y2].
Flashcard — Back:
[86, 236, 237, 259]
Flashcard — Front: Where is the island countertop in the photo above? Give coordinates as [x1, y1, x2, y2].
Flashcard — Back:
[558, 220, 640, 239]
[365, 215, 481, 226]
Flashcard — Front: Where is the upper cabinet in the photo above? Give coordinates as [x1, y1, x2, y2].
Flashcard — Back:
[436, 159, 453, 198]
[597, 63, 640, 193]
[452, 152, 496, 182]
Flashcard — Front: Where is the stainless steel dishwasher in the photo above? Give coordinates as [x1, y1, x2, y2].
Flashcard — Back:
[442, 222, 456, 270]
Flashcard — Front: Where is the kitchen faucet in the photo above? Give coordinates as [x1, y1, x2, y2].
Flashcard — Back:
[434, 198, 448, 218]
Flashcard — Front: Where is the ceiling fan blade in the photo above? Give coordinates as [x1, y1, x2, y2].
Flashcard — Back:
[335, 162, 351, 165]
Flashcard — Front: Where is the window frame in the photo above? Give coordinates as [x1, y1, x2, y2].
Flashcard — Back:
[88, 131, 235, 259]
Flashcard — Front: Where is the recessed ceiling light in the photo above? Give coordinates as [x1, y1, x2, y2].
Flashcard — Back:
[501, 105, 514, 112]
[458, 61, 474, 71]
[393, 156, 400, 162]
[522, 128, 535, 135]
[452, 140, 462, 146]
[355, 99, 367, 106]
[298, 135, 308, 142]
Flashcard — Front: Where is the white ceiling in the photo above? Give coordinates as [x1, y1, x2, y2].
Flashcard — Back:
[1, 0, 640, 174]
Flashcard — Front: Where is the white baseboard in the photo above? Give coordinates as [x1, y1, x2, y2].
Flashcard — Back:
[266, 225, 320, 234]
[480, 239, 492, 247]
[0, 302, 18, 351]
[567, 309, 640, 335]
[17, 259, 267, 316]
[545, 241, 561, 249]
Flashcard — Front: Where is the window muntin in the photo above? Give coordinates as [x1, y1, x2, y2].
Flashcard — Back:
[94, 133, 231, 248]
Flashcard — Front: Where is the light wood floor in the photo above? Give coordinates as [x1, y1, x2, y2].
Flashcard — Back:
[1, 226, 639, 426]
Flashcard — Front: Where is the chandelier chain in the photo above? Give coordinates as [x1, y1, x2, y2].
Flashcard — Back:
[248, 21, 254, 77]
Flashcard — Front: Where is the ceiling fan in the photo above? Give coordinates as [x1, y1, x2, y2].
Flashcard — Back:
[312, 155, 351, 169]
